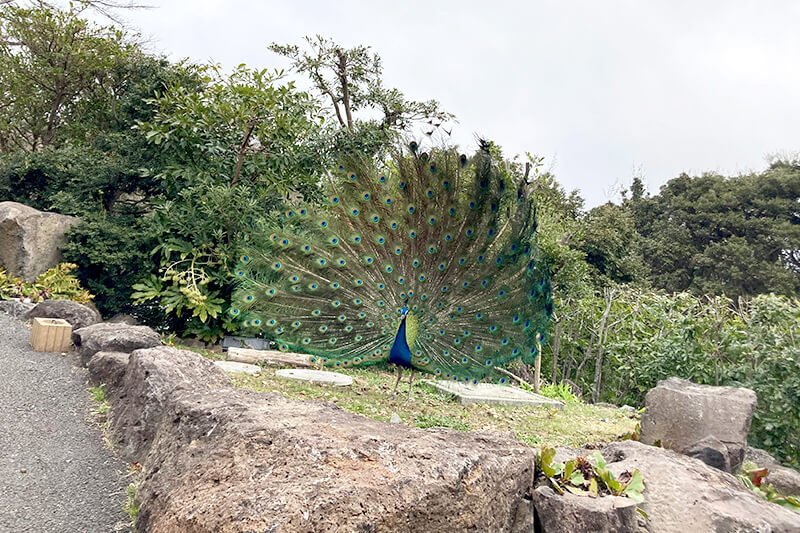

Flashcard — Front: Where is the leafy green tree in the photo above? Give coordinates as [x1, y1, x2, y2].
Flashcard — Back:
[0, 3, 204, 319]
[0, 2, 133, 151]
[632, 162, 800, 298]
[131, 65, 326, 339]
[269, 36, 453, 156]
[578, 202, 645, 285]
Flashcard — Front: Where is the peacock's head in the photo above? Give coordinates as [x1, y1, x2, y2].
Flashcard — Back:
[400, 306, 409, 317]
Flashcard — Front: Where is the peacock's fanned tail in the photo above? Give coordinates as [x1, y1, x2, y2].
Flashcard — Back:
[233, 143, 553, 383]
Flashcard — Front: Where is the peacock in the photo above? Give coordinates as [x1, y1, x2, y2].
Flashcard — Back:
[232, 141, 553, 395]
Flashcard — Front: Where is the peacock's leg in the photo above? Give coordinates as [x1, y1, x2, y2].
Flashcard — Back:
[392, 366, 403, 397]
[406, 368, 415, 401]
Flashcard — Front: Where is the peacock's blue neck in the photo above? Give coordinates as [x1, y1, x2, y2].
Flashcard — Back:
[389, 316, 412, 367]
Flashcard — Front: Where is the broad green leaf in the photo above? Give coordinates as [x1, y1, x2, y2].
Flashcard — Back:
[563, 459, 577, 481]
[570, 471, 586, 486]
[565, 485, 589, 496]
[588, 477, 598, 497]
[622, 470, 645, 503]
[591, 451, 607, 470]
[539, 446, 557, 478]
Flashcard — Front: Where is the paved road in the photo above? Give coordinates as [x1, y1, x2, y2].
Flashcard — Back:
[0, 313, 129, 532]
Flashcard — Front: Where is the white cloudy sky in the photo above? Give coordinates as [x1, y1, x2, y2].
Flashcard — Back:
[104, 1, 800, 207]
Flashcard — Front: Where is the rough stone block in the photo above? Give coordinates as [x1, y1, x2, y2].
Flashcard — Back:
[0, 201, 79, 281]
[110, 346, 231, 461]
[133, 387, 537, 532]
[533, 486, 639, 533]
[640, 377, 756, 469]
[602, 441, 800, 532]
[72, 322, 161, 366]
[26, 299, 101, 331]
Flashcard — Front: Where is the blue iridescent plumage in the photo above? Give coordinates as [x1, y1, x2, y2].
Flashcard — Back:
[234, 142, 553, 385]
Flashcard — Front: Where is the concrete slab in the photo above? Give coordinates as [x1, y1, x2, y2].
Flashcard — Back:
[423, 380, 564, 408]
[222, 336, 271, 350]
[275, 368, 353, 386]
[214, 360, 262, 376]
[227, 347, 311, 368]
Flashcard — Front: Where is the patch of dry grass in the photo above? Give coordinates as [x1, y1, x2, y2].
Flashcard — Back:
[229, 366, 638, 448]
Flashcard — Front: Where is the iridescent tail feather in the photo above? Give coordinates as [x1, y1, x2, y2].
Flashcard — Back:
[233, 143, 553, 383]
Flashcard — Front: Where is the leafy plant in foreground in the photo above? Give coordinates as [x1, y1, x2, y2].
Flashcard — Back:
[536, 446, 645, 508]
[736, 461, 800, 511]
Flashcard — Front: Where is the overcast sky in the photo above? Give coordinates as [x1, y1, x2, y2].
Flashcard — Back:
[109, 1, 800, 207]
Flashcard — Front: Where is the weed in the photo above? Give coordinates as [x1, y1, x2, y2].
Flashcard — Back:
[539, 383, 582, 404]
[89, 384, 110, 414]
[415, 413, 469, 431]
[123, 482, 140, 527]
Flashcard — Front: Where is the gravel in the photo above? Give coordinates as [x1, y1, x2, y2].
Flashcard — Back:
[0, 313, 130, 532]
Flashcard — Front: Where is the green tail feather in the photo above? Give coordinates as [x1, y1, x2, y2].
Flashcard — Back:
[233, 143, 553, 383]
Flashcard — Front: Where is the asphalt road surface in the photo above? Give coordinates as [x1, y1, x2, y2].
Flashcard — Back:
[0, 313, 129, 532]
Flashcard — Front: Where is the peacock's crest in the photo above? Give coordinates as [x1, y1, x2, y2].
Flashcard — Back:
[233, 143, 553, 383]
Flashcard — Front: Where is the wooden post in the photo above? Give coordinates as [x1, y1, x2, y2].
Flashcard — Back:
[30, 317, 72, 352]
[534, 339, 542, 393]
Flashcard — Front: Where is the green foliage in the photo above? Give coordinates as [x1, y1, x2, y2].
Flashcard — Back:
[123, 483, 140, 527]
[131, 65, 326, 339]
[61, 212, 159, 318]
[0, 3, 132, 151]
[736, 461, 800, 510]
[543, 288, 800, 467]
[539, 383, 582, 404]
[35, 263, 93, 304]
[578, 202, 645, 285]
[0, 263, 93, 303]
[535, 446, 646, 504]
[628, 162, 800, 299]
[0, 268, 47, 301]
[270, 35, 452, 137]
[88, 384, 110, 414]
[414, 414, 470, 431]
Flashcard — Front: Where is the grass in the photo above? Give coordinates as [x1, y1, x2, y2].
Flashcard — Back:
[88, 384, 110, 415]
[229, 366, 638, 448]
[123, 482, 140, 528]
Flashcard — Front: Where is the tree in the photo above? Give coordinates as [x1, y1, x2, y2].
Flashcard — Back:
[269, 36, 453, 156]
[578, 202, 645, 285]
[130, 65, 327, 339]
[0, 3, 200, 319]
[632, 163, 800, 298]
[0, 3, 134, 151]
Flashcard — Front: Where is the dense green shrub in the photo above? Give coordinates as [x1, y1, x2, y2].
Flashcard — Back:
[61, 213, 158, 318]
[543, 289, 800, 467]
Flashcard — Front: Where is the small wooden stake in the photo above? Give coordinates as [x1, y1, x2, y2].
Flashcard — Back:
[30, 317, 73, 352]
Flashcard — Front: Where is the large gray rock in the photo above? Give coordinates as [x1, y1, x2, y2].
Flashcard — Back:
[602, 441, 800, 532]
[25, 299, 101, 331]
[110, 346, 231, 461]
[72, 322, 161, 365]
[684, 435, 730, 472]
[0, 300, 35, 318]
[0, 201, 79, 281]
[130, 387, 538, 533]
[533, 486, 640, 533]
[640, 377, 756, 470]
[107, 313, 139, 325]
[87, 351, 130, 392]
[744, 447, 800, 497]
